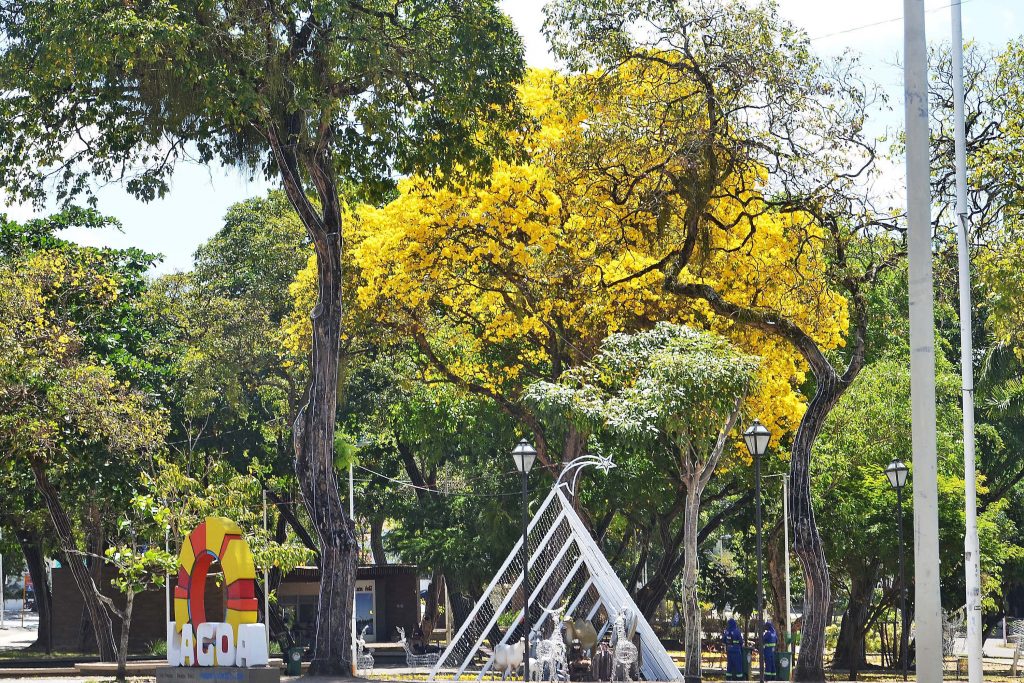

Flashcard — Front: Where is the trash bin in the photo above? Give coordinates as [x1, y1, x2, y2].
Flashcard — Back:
[742, 646, 753, 681]
[286, 647, 303, 676]
[776, 650, 793, 681]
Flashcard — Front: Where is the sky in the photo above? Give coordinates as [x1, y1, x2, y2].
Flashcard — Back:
[2, 0, 1020, 274]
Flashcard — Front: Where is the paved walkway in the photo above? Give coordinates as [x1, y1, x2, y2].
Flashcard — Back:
[0, 611, 38, 652]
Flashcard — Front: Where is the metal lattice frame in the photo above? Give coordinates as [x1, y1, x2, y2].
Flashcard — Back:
[429, 487, 682, 681]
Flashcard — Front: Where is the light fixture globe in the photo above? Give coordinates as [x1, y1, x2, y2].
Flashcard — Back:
[511, 438, 537, 474]
[885, 458, 910, 490]
[743, 419, 771, 458]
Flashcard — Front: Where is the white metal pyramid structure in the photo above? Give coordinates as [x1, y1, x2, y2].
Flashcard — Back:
[429, 482, 682, 681]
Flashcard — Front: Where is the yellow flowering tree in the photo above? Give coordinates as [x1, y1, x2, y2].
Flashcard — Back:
[347, 70, 846, 467]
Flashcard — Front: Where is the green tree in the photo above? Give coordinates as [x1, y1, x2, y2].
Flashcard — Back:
[527, 323, 758, 679]
[926, 41, 1024, 633]
[334, 340, 525, 629]
[0, 1, 525, 672]
[0, 473, 56, 652]
[144, 193, 335, 647]
[94, 501, 176, 682]
[0, 223, 167, 659]
[148, 191, 309, 479]
[816, 355, 1020, 673]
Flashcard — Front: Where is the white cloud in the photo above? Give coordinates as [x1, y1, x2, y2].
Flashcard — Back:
[0, 190, 41, 222]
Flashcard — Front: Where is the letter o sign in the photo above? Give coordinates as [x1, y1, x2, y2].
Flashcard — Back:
[174, 517, 258, 637]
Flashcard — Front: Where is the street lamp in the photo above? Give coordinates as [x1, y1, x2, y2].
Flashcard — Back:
[885, 458, 910, 681]
[744, 420, 771, 683]
[511, 438, 537, 682]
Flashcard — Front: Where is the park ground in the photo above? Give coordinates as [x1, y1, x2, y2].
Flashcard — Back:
[3, 611, 1023, 683]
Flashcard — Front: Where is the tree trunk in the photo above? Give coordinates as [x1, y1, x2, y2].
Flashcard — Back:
[256, 581, 296, 651]
[560, 425, 590, 510]
[627, 532, 650, 596]
[270, 125, 358, 675]
[635, 490, 754, 618]
[29, 458, 117, 660]
[634, 526, 674, 618]
[766, 520, 787, 630]
[116, 591, 134, 682]
[790, 379, 844, 683]
[666, 244, 869, 683]
[681, 480, 703, 682]
[16, 528, 53, 653]
[292, 230, 356, 676]
[832, 565, 878, 676]
[268, 489, 320, 566]
[80, 504, 106, 653]
[562, 425, 587, 468]
[261, 513, 296, 651]
[419, 569, 444, 635]
[370, 518, 387, 565]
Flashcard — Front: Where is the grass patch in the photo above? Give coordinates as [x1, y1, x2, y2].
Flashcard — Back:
[0, 649, 84, 660]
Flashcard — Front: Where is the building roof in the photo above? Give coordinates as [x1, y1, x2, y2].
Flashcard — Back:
[283, 564, 419, 582]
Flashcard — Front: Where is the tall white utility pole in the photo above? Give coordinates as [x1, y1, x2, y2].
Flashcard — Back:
[951, 3, 984, 681]
[1, 529, 5, 630]
[905, 1, 945, 681]
[263, 489, 271, 651]
[350, 462, 357, 675]
[164, 526, 170, 628]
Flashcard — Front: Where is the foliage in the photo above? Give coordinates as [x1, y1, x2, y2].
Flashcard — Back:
[526, 323, 758, 452]
[147, 191, 309, 473]
[0, 0, 526, 207]
[0, 0, 528, 668]
[929, 39, 1024, 354]
[339, 350, 524, 594]
[527, 323, 757, 676]
[0, 216, 169, 662]
[142, 459, 315, 575]
[814, 356, 1022, 627]
[343, 70, 847, 459]
[0, 239, 167, 467]
[539, 3, 895, 676]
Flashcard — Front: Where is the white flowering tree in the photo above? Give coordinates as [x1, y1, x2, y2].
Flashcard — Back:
[526, 323, 759, 680]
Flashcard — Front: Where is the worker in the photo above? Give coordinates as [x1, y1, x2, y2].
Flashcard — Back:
[763, 621, 778, 679]
[723, 618, 744, 680]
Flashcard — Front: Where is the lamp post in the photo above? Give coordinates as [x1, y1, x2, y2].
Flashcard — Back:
[885, 458, 910, 681]
[512, 438, 537, 682]
[744, 420, 771, 683]
[1, 528, 5, 630]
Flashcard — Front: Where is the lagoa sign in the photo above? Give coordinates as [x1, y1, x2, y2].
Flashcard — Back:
[166, 517, 269, 668]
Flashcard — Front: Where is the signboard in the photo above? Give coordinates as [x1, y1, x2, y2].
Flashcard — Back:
[166, 517, 269, 668]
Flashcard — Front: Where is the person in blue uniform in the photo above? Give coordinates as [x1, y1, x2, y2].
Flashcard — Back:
[723, 618, 744, 680]
[762, 621, 778, 679]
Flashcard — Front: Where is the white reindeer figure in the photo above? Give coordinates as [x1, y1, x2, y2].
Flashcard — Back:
[396, 626, 441, 668]
[355, 624, 374, 676]
[611, 610, 638, 683]
[532, 623, 568, 683]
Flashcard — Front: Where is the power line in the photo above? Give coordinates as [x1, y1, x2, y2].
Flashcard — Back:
[354, 464, 525, 498]
[810, 0, 974, 42]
